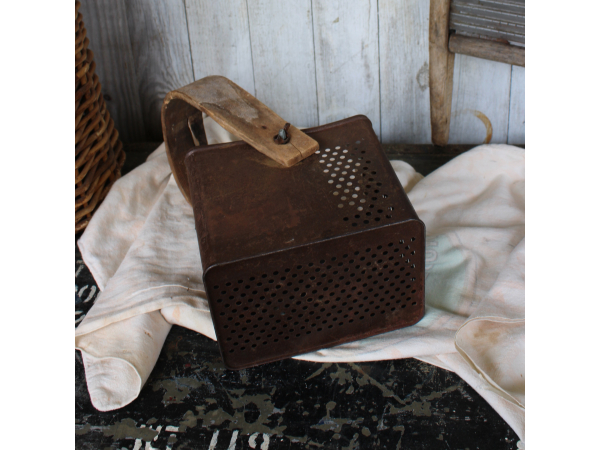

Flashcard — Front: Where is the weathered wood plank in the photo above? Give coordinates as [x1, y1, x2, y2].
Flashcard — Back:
[246, 0, 318, 127]
[185, 0, 256, 95]
[448, 54, 512, 144]
[449, 34, 524, 67]
[79, 0, 146, 142]
[508, 65, 525, 145]
[312, 0, 380, 138]
[379, 0, 431, 144]
[124, 0, 195, 141]
[429, 0, 455, 146]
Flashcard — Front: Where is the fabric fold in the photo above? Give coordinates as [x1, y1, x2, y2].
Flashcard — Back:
[78, 148, 172, 290]
[76, 310, 171, 411]
[455, 238, 525, 409]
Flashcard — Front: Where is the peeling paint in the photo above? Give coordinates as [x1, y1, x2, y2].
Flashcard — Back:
[153, 377, 203, 404]
[311, 399, 365, 434]
[397, 400, 432, 417]
[329, 364, 353, 385]
[350, 363, 405, 404]
[342, 432, 360, 450]
[305, 363, 332, 381]
[178, 409, 201, 432]
[101, 418, 158, 441]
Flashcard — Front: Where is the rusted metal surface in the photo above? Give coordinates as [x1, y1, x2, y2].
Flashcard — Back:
[184, 116, 425, 369]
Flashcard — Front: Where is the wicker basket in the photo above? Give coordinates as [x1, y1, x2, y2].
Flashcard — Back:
[75, 0, 125, 233]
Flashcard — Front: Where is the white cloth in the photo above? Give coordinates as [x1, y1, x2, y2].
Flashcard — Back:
[76, 118, 524, 441]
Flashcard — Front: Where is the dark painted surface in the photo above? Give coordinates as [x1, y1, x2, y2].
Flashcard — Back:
[75, 148, 520, 449]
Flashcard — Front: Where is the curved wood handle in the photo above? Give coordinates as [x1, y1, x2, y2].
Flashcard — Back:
[162, 76, 319, 203]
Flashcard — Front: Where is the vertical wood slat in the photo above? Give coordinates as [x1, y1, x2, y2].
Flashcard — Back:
[185, 0, 256, 96]
[246, 0, 318, 128]
[124, 0, 195, 141]
[508, 65, 525, 145]
[429, 0, 455, 146]
[312, 0, 380, 139]
[448, 54, 512, 144]
[379, 0, 431, 144]
[79, 0, 146, 142]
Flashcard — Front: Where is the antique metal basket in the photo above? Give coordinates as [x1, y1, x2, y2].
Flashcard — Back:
[162, 76, 425, 369]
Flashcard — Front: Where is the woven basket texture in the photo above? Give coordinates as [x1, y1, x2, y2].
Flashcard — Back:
[75, 0, 125, 233]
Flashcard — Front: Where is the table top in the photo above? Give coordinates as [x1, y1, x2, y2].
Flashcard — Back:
[76, 143, 520, 450]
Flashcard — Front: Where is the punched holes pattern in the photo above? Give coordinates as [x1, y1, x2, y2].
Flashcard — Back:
[316, 142, 395, 227]
[213, 237, 420, 354]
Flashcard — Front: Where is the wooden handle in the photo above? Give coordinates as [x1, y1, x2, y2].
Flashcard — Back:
[162, 76, 319, 203]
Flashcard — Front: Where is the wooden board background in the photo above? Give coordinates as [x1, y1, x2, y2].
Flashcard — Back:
[79, 0, 525, 145]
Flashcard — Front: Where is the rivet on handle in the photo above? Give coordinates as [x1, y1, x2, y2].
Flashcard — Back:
[274, 123, 291, 145]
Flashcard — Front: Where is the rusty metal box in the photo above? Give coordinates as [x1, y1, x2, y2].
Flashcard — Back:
[184, 115, 425, 369]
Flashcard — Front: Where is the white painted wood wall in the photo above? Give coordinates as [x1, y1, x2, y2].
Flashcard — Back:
[80, 0, 525, 145]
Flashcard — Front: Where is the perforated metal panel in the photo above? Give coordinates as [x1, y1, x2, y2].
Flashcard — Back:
[185, 116, 425, 369]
